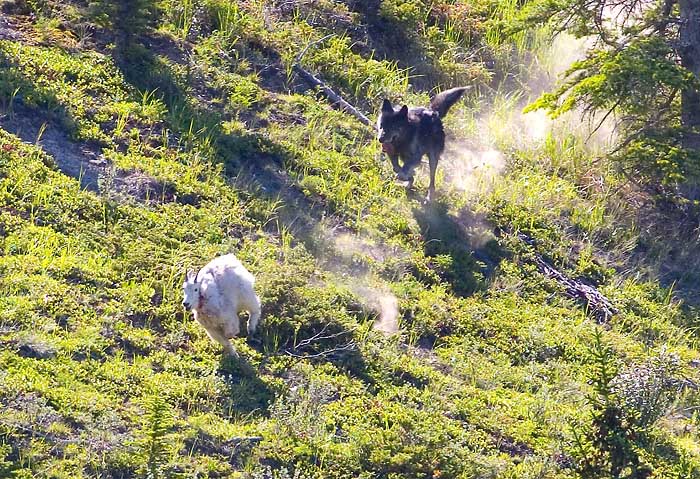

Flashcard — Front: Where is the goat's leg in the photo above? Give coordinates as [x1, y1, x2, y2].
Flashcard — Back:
[223, 313, 241, 338]
[247, 295, 262, 336]
[206, 327, 239, 357]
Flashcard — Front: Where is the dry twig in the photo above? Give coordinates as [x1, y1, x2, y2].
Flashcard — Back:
[284, 323, 358, 359]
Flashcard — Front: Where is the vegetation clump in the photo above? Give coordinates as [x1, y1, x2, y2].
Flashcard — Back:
[0, 0, 699, 478]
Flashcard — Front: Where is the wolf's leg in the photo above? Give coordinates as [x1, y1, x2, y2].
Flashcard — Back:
[398, 155, 419, 183]
[396, 169, 411, 182]
[389, 154, 402, 174]
[426, 151, 439, 202]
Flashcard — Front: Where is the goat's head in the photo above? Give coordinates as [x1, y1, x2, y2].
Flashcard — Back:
[182, 270, 201, 311]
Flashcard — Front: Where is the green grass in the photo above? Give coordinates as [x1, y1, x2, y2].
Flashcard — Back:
[0, 0, 699, 478]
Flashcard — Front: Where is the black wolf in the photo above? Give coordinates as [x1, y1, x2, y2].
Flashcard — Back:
[377, 87, 468, 202]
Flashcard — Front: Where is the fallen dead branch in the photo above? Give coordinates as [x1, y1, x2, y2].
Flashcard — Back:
[517, 232, 618, 323]
[293, 35, 372, 126]
[292, 65, 372, 126]
[230, 436, 263, 445]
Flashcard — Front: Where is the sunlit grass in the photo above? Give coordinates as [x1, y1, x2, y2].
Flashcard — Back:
[0, 0, 698, 477]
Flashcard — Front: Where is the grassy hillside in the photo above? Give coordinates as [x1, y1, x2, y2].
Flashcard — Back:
[0, 0, 699, 478]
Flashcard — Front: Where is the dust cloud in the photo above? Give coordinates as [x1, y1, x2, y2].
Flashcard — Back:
[354, 285, 400, 335]
[332, 233, 400, 334]
[444, 33, 613, 196]
[443, 142, 505, 195]
[316, 226, 402, 335]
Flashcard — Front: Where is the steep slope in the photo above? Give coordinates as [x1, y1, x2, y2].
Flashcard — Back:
[0, 1, 699, 478]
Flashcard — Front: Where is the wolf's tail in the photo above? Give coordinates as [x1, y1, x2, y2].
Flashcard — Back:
[429, 86, 469, 118]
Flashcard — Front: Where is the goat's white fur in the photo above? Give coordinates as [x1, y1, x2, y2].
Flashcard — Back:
[182, 254, 261, 357]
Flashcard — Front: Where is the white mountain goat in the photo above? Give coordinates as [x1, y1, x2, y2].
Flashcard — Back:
[182, 254, 261, 357]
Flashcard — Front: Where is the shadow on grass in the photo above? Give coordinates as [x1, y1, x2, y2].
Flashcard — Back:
[0, 48, 108, 191]
[106, 0, 290, 167]
[217, 353, 276, 416]
[257, 310, 371, 380]
[618, 196, 700, 306]
[116, 41, 262, 162]
[111, 25, 336, 235]
[341, 0, 447, 91]
[113, 30, 370, 283]
[412, 200, 507, 296]
[108, 7, 388, 256]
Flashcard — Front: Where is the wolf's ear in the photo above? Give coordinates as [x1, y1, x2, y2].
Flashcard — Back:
[381, 99, 393, 113]
[398, 105, 408, 117]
